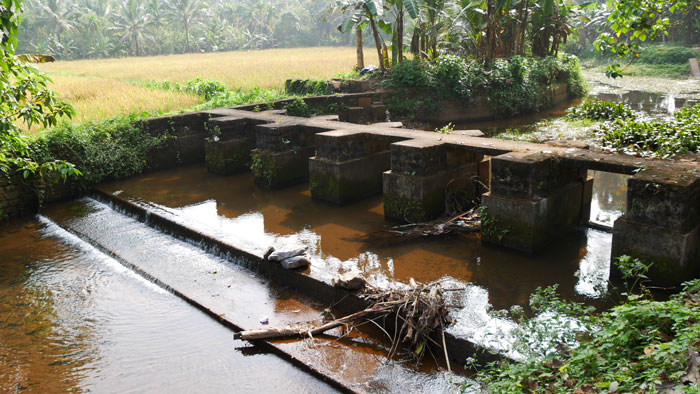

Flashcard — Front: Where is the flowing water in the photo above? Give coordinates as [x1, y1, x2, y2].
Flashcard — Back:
[0, 218, 336, 393]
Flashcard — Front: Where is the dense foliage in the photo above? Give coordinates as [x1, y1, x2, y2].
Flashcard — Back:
[17, 0, 349, 59]
[1, 0, 76, 177]
[385, 54, 587, 118]
[639, 45, 699, 65]
[29, 116, 168, 188]
[566, 99, 634, 121]
[473, 259, 700, 394]
[598, 104, 700, 158]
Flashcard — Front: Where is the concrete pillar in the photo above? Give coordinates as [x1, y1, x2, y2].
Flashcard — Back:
[611, 170, 700, 284]
[309, 130, 396, 204]
[481, 152, 591, 253]
[204, 116, 268, 175]
[251, 122, 330, 188]
[383, 140, 482, 223]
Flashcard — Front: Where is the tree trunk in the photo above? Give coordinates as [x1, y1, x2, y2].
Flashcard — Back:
[397, 9, 404, 62]
[368, 14, 385, 72]
[519, 0, 529, 55]
[356, 25, 364, 70]
[184, 22, 190, 53]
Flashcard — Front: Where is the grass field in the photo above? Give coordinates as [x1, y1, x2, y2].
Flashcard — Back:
[36, 47, 365, 127]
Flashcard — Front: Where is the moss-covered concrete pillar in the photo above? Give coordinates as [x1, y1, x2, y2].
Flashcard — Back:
[251, 122, 331, 188]
[611, 170, 700, 284]
[383, 139, 482, 223]
[204, 116, 269, 175]
[481, 152, 590, 253]
[309, 130, 396, 204]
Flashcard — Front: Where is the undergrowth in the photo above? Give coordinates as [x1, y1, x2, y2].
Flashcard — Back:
[29, 115, 169, 190]
[384, 54, 587, 119]
[470, 257, 700, 394]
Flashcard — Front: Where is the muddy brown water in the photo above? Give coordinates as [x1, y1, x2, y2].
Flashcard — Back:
[102, 165, 628, 309]
[0, 218, 337, 393]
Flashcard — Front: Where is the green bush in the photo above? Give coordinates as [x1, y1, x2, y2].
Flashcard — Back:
[639, 45, 698, 65]
[30, 116, 168, 189]
[598, 104, 700, 158]
[284, 79, 331, 96]
[567, 99, 635, 121]
[284, 97, 312, 117]
[147, 78, 228, 100]
[385, 54, 587, 118]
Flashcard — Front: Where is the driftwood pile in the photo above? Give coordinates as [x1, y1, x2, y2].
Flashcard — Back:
[233, 278, 453, 368]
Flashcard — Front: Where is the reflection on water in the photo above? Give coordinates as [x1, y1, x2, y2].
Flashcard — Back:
[589, 170, 628, 227]
[0, 218, 335, 393]
[103, 165, 627, 310]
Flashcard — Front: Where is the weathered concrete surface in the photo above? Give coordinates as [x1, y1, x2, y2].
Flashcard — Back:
[251, 122, 333, 188]
[204, 115, 270, 175]
[611, 169, 700, 284]
[309, 130, 398, 204]
[383, 139, 482, 222]
[0, 171, 38, 221]
[482, 152, 589, 252]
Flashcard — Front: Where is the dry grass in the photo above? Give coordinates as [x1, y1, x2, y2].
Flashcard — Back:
[39, 47, 364, 90]
[34, 47, 363, 129]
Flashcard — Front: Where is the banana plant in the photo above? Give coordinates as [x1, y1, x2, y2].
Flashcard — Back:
[336, 0, 387, 70]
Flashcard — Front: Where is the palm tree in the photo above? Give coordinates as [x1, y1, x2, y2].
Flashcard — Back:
[111, 0, 154, 56]
[166, 0, 208, 53]
[35, 0, 77, 42]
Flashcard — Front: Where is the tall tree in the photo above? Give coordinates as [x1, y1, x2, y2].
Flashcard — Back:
[111, 0, 153, 56]
[167, 0, 208, 53]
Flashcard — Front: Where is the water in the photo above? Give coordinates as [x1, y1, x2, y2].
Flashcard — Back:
[0, 218, 336, 393]
[102, 165, 627, 309]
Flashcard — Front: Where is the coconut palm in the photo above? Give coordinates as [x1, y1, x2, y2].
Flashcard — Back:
[166, 0, 208, 53]
[110, 0, 154, 56]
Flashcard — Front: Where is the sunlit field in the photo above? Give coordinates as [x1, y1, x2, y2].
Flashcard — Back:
[35, 47, 364, 128]
[34, 47, 364, 128]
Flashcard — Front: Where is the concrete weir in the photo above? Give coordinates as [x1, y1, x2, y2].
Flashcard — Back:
[170, 104, 699, 284]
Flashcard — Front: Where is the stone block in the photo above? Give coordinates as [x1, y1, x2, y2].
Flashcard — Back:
[390, 140, 447, 176]
[611, 216, 700, 284]
[481, 181, 584, 252]
[626, 170, 700, 232]
[383, 163, 479, 222]
[338, 107, 366, 124]
[490, 152, 584, 199]
[310, 151, 391, 204]
[251, 147, 316, 189]
[370, 103, 387, 123]
[146, 134, 206, 171]
[205, 137, 255, 175]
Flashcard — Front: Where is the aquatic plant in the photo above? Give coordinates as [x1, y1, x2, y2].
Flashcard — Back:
[598, 104, 700, 158]
[566, 99, 635, 121]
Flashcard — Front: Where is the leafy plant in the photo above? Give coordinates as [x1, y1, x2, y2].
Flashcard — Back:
[284, 97, 313, 117]
[566, 100, 635, 121]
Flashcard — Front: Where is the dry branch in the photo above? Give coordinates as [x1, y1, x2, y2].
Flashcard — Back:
[233, 279, 453, 365]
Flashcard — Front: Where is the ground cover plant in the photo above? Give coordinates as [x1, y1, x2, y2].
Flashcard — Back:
[384, 54, 587, 118]
[470, 258, 700, 394]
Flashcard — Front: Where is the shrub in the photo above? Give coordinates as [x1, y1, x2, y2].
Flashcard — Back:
[639, 45, 698, 65]
[30, 116, 168, 189]
[147, 78, 228, 100]
[284, 79, 331, 96]
[566, 100, 635, 121]
[385, 54, 587, 118]
[284, 97, 312, 117]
